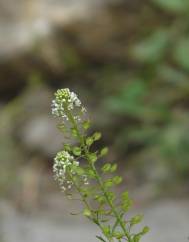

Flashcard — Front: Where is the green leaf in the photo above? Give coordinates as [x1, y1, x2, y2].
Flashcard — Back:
[75, 166, 85, 176]
[71, 128, 78, 137]
[88, 153, 97, 163]
[141, 226, 150, 235]
[110, 164, 117, 172]
[151, 0, 189, 13]
[131, 30, 170, 63]
[112, 176, 122, 185]
[121, 191, 129, 201]
[104, 179, 113, 189]
[101, 163, 111, 173]
[100, 147, 109, 157]
[82, 120, 91, 130]
[106, 80, 148, 117]
[102, 226, 111, 237]
[87, 169, 96, 178]
[130, 215, 143, 226]
[95, 195, 106, 204]
[86, 137, 94, 146]
[64, 144, 71, 151]
[57, 123, 66, 132]
[72, 147, 81, 156]
[173, 38, 189, 71]
[83, 208, 91, 217]
[93, 132, 102, 141]
[113, 232, 124, 239]
[81, 188, 90, 198]
[133, 234, 142, 242]
[121, 199, 132, 212]
[107, 191, 115, 202]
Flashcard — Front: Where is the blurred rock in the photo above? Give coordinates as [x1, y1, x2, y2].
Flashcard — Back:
[0, 0, 133, 97]
[10, 82, 66, 156]
[60, 1, 140, 62]
[21, 114, 63, 156]
[0, 0, 114, 58]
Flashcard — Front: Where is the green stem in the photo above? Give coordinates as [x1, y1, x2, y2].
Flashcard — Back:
[65, 108, 113, 242]
[65, 108, 132, 242]
[69, 175, 112, 242]
[90, 163, 131, 242]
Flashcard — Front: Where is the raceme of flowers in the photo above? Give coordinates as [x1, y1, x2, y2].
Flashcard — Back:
[51, 88, 85, 121]
[52, 89, 88, 191]
[53, 151, 78, 191]
[51, 88, 149, 242]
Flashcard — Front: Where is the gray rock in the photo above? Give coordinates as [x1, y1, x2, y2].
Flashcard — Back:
[21, 114, 64, 156]
[0, 0, 114, 57]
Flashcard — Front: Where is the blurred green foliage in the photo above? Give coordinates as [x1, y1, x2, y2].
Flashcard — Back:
[152, 0, 189, 13]
[103, 0, 189, 182]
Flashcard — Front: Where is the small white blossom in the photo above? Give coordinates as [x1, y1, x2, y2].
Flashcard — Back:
[52, 88, 83, 120]
[53, 150, 79, 191]
[82, 174, 89, 185]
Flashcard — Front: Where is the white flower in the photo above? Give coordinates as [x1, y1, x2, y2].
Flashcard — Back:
[52, 88, 83, 120]
[53, 150, 79, 191]
[82, 174, 89, 185]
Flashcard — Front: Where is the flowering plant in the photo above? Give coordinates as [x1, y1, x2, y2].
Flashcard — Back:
[52, 88, 149, 242]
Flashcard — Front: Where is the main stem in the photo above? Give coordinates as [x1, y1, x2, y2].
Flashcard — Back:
[73, 177, 114, 242]
[66, 108, 131, 242]
[65, 107, 113, 242]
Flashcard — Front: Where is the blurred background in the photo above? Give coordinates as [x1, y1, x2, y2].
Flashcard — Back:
[0, 0, 189, 241]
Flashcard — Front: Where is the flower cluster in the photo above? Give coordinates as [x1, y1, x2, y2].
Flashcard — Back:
[53, 151, 79, 191]
[52, 88, 83, 120]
